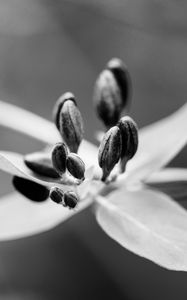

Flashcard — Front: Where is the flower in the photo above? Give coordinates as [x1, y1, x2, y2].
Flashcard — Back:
[0, 61, 186, 271]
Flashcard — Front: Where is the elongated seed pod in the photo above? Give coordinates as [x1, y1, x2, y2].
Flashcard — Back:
[24, 152, 60, 179]
[118, 116, 138, 160]
[59, 98, 84, 153]
[98, 126, 122, 181]
[51, 142, 68, 175]
[93, 58, 131, 128]
[67, 153, 85, 180]
[49, 187, 64, 204]
[64, 191, 78, 209]
[12, 176, 49, 202]
[53, 92, 75, 130]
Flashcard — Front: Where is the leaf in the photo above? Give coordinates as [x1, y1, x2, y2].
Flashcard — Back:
[0, 192, 91, 240]
[95, 187, 187, 271]
[0, 101, 98, 167]
[125, 103, 187, 183]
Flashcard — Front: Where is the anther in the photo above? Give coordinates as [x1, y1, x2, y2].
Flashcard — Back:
[12, 176, 49, 202]
[66, 153, 85, 180]
[55, 93, 84, 153]
[51, 142, 68, 175]
[98, 126, 122, 182]
[93, 58, 131, 128]
[49, 186, 64, 204]
[117, 116, 138, 172]
[63, 191, 78, 209]
[24, 151, 60, 179]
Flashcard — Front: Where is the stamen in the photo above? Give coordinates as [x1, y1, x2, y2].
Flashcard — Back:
[93, 58, 131, 128]
[49, 186, 64, 204]
[98, 126, 122, 182]
[51, 142, 68, 176]
[66, 153, 85, 180]
[63, 191, 78, 209]
[117, 116, 138, 172]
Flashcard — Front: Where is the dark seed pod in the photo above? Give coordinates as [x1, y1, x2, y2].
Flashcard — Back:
[98, 126, 122, 181]
[49, 186, 64, 204]
[118, 116, 138, 160]
[107, 58, 132, 111]
[63, 191, 78, 209]
[93, 69, 121, 127]
[51, 142, 68, 175]
[53, 92, 75, 130]
[12, 176, 49, 202]
[66, 153, 85, 180]
[93, 58, 131, 128]
[59, 98, 84, 153]
[24, 152, 60, 179]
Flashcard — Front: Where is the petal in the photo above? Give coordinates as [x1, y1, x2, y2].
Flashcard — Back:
[95, 187, 187, 271]
[0, 192, 91, 240]
[0, 101, 98, 167]
[147, 168, 187, 184]
[126, 103, 187, 182]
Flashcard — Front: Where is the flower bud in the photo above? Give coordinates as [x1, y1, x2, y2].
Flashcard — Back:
[12, 176, 49, 202]
[63, 191, 78, 209]
[98, 126, 122, 181]
[51, 142, 68, 175]
[24, 152, 60, 179]
[53, 92, 75, 130]
[58, 97, 84, 153]
[49, 186, 64, 204]
[107, 58, 132, 110]
[93, 58, 131, 128]
[67, 153, 85, 180]
[117, 116, 138, 172]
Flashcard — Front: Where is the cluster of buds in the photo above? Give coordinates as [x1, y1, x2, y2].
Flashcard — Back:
[13, 57, 138, 208]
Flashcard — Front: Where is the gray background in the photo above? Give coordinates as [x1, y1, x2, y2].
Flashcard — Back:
[0, 1, 186, 299]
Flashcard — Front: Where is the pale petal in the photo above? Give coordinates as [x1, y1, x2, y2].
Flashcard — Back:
[0, 101, 98, 167]
[0, 192, 91, 240]
[95, 187, 187, 271]
[126, 103, 187, 182]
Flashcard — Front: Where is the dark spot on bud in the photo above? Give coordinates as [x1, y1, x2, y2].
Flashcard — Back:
[24, 152, 60, 179]
[12, 176, 49, 202]
[98, 126, 122, 181]
[67, 153, 85, 180]
[64, 191, 78, 209]
[58, 98, 84, 153]
[53, 92, 75, 130]
[51, 143, 68, 175]
[107, 58, 132, 110]
[49, 187, 64, 204]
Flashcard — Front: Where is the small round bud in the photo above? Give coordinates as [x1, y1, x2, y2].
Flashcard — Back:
[59, 97, 84, 153]
[12, 176, 49, 202]
[98, 126, 122, 181]
[107, 58, 132, 110]
[93, 58, 131, 128]
[67, 153, 85, 180]
[53, 92, 75, 130]
[117, 116, 138, 172]
[63, 191, 78, 209]
[49, 187, 64, 204]
[51, 142, 68, 175]
[24, 152, 60, 179]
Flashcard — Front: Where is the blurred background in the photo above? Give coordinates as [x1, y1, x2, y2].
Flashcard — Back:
[0, 0, 187, 299]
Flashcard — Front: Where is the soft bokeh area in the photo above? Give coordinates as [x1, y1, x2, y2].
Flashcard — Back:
[0, 1, 187, 299]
